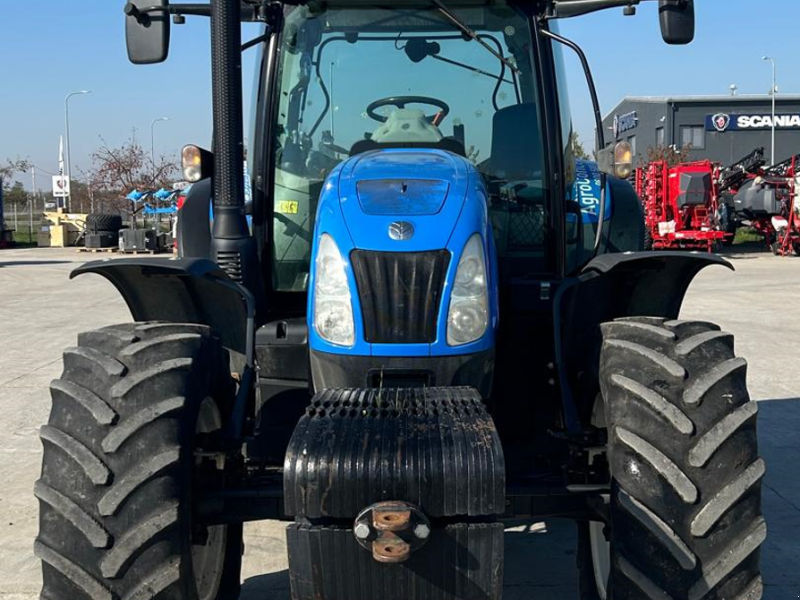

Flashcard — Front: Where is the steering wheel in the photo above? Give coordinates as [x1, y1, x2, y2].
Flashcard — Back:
[366, 96, 450, 124]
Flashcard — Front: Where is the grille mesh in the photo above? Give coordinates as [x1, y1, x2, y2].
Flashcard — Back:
[350, 250, 450, 344]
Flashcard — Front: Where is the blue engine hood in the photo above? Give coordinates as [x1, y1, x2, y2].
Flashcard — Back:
[335, 149, 472, 251]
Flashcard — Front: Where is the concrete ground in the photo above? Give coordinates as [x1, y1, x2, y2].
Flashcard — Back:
[0, 246, 798, 599]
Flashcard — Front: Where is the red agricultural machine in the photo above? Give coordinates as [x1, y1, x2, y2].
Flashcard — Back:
[635, 159, 727, 251]
[770, 157, 800, 255]
[721, 148, 800, 254]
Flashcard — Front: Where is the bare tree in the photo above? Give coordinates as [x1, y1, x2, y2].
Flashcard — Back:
[0, 158, 30, 190]
[570, 132, 591, 161]
[643, 144, 692, 168]
[90, 137, 179, 198]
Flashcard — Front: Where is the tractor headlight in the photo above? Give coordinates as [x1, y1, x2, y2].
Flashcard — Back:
[313, 233, 355, 346]
[447, 234, 489, 346]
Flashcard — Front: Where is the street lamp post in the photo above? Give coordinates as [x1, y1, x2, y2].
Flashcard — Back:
[150, 117, 170, 184]
[64, 90, 91, 211]
[762, 56, 776, 166]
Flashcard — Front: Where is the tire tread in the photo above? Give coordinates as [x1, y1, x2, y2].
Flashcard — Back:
[601, 317, 764, 600]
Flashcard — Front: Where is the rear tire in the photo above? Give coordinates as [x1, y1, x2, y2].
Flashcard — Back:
[597, 318, 764, 600]
[36, 322, 242, 600]
[86, 213, 123, 233]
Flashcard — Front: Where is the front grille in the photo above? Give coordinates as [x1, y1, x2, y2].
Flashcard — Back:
[350, 250, 450, 344]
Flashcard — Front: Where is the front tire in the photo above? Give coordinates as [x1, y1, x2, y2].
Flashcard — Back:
[36, 322, 243, 600]
[597, 318, 764, 600]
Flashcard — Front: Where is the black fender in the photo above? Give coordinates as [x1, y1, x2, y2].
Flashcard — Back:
[176, 179, 212, 259]
[71, 257, 254, 360]
[554, 251, 733, 434]
[603, 175, 645, 254]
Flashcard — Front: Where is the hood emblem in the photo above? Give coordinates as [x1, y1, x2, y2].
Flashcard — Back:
[388, 221, 415, 241]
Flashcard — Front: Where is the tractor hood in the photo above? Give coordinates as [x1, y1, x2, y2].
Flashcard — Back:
[332, 149, 475, 251]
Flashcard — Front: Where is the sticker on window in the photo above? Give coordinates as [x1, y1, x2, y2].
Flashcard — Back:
[276, 200, 299, 214]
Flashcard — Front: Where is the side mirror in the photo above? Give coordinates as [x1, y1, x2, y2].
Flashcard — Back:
[125, 1, 171, 64]
[659, 0, 695, 45]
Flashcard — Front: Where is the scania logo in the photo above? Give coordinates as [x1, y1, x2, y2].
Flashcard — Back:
[712, 113, 731, 132]
[388, 221, 415, 241]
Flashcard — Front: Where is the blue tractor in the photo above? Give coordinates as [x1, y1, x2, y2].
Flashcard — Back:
[37, 2, 765, 600]
[307, 148, 499, 395]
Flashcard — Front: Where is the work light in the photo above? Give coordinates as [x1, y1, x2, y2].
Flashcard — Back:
[613, 141, 633, 179]
[181, 145, 213, 183]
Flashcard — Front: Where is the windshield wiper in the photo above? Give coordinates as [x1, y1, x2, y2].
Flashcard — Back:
[431, 0, 521, 75]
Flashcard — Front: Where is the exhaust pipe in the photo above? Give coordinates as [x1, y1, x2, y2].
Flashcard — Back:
[209, 0, 262, 295]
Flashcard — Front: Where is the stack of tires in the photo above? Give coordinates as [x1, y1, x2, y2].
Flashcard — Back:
[84, 214, 123, 249]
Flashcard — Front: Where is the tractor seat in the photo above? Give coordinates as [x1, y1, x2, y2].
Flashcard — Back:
[484, 103, 543, 182]
[370, 108, 442, 143]
[351, 107, 466, 156]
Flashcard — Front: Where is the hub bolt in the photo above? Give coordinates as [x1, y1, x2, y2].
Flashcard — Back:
[413, 524, 430, 540]
[354, 522, 371, 540]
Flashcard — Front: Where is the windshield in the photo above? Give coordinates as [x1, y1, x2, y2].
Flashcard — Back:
[270, 2, 545, 291]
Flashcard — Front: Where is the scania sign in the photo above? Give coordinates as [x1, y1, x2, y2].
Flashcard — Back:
[706, 113, 800, 132]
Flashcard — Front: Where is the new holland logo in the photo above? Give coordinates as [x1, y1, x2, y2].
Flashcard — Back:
[712, 113, 731, 132]
[388, 221, 415, 241]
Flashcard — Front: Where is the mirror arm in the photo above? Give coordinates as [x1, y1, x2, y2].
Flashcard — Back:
[546, 0, 647, 19]
[242, 30, 271, 51]
[538, 28, 605, 151]
[126, 2, 267, 23]
[126, 3, 210, 21]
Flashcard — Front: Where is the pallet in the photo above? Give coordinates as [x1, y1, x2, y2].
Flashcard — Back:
[78, 246, 119, 253]
[119, 249, 160, 255]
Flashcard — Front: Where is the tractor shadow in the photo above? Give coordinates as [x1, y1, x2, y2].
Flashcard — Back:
[0, 260, 72, 267]
[715, 242, 771, 259]
[241, 570, 291, 600]
[240, 520, 579, 600]
[240, 401, 799, 599]
[752, 397, 800, 598]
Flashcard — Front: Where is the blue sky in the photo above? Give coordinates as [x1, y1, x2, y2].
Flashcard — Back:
[0, 1, 794, 188]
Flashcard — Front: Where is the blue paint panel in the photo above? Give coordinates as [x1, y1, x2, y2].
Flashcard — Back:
[357, 179, 449, 216]
[431, 180, 496, 357]
[308, 149, 498, 358]
[338, 149, 470, 252]
[306, 164, 371, 356]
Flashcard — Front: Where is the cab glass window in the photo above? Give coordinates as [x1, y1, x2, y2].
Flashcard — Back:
[270, 3, 547, 290]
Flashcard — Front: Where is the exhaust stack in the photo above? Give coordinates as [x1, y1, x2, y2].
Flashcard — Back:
[209, 0, 261, 292]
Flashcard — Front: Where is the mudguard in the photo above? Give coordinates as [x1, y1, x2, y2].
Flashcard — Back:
[71, 257, 253, 357]
[555, 251, 733, 433]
